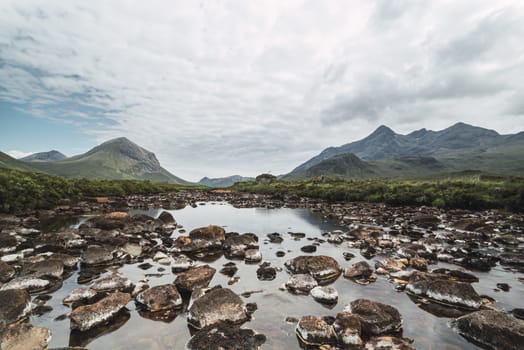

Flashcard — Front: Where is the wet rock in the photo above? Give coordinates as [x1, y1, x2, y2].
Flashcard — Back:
[365, 336, 415, 350]
[343, 252, 356, 261]
[375, 258, 408, 273]
[496, 283, 510, 292]
[412, 214, 440, 228]
[122, 243, 142, 257]
[333, 312, 363, 347]
[284, 255, 341, 284]
[188, 288, 248, 329]
[513, 308, 524, 320]
[189, 225, 226, 241]
[89, 212, 128, 230]
[310, 286, 338, 304]
[345, 261, 374, 278]
[406, 271, 482, 309]
[0, 289, 31, 325]
[81, 246, 114, 266]
[136, 284, 182, 311]
[244, 249, 262, 263]
[49, 253, 79, 269]
[219, 262, 238, 277]
[158, 211, 175, 224]
[186, 322, 266, 350]
[70, 292, 131, 331]
[256, 262, 277, 281]
[267, 232, 283, 243]
[285, 274, 318, 294]
[223, 233, 258, 258]
[409, 257, 428, 271]
[0, 260, 15, 283]
[21, 259, 64, 278]
[174, 265, 216, 294]
[63, 288, 97, 305]
[275, 251, 286, 257]
[361, 246, 377, 259]
[295, 315, 337, 346]
[301, 245, 317, 253]
[0, 323, 51, 350]
[430, 268, 478, 283]
[452, 310, 524, 350]
[0, 275, 53, 293]
[345, 299, 402, 336]
[90, 274, 134, 293]
[500, 252, 524, 267]
[138, 262, 153, 270]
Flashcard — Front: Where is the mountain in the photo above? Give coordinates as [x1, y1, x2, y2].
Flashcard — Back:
[29, 137, 191, 184]
[287, 122, 524, 179]
[198, 175, 255, 188]
[0, 152, 41, 172]
[293, 153, 377, 180]
[20, 150, 67, 162]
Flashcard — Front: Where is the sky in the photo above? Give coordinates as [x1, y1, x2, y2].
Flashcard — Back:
[1, 0, 523, 181]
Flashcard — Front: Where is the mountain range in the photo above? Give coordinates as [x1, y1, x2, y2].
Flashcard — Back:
[198, 175, 255, 188]
[0, 137, 190, 185]
[286, 122, 524, 179]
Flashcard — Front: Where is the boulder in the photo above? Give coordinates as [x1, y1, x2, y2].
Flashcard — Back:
[0, 276, 53, 293]
[174, 265, 216, 294]
[256, 262, 276, 281]
[285, 274, 318, 294]
[70, 292, 131, 331]
[310, 286, 338, 304]
[333, 312, 363, 347]
[223, 233, 258, 258]
[189, 225, 225, 241]
[0, 261, 15, 283]
[90, 274, 134, 293]
[452, 310, 524, 350]
[0, 323, 51, 350]
[81, 246, 114, 266]
[266, 232, 283, 243]
[188, 288, 248, 329]
[375, 258, 407, 273]
[295, 315, 336, 346]
[21, 259, 64, 278]
[365, 336, 415, 350]
[345, 299, 402, 336]
[136, 284, 182, 311]
[171, 254, 195, 272]
[63, 288, 97, 305]
[406, 271, 482, 309]
[284, 255, 341, 284]
[158, 211, 175, 224]
[186, 322, 266, 350]
[244, 249, 262, 263]
[409, 257, 428, 271]
[0, 289, 31, 325]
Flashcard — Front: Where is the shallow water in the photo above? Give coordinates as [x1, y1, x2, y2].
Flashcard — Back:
[32, 202, 523, 349]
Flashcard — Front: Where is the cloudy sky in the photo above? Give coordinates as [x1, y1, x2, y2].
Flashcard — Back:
[1, 0, 523, 181]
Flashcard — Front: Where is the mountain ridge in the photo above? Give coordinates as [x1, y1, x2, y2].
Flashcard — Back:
[21, 150, 67, 162]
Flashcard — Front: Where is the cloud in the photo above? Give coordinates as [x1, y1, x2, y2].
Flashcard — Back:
[0, 1, 523, 180]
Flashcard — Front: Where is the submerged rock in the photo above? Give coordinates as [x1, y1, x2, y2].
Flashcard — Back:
[284, 255, 341, 284]
[296, 315, 336, 346]
[186, 322, 266, 350]
[345, 299, 402, 336]
[285, 274, 318, 294]
[188, 288, 248, 329]
[406, 271, 482, 309]
[174, 265, 216, 294]
[0, 323, 51, 350]
[0, 289, 31, 325]
[70, 292, 131, 331]
[310, 286, 338, 304]
[452, 310, 524, 350]
[136, 284, 182, 312]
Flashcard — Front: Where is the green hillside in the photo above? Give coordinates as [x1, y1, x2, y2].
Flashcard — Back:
[0, 152, 42, 172]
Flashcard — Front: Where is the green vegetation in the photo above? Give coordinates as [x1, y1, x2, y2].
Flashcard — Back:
[0, 168, 201, 214]
[232, 176, 524, 212]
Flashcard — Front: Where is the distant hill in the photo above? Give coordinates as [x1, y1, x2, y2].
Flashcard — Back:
[28, 137, 191, 185]
[20, 150, 67, 162]
[198, 175, 255, 188]
[287, 122, 524, 179]
[0, 152, 41, 172]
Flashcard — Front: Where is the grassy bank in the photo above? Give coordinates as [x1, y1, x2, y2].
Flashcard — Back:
[0, 168, 200, 214]
[231, 176, 524, 212]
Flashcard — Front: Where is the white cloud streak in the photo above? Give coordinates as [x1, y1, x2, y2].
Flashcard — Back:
[1, 0, 523, 180]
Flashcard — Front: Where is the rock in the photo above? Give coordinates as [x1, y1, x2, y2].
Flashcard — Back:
[256, 262, 277, 281]
[186, 322, 266, 350]
[310, 286, 338, 304]
[188, 288, 248, 329]
[430, 268, 479, 283]
[136, 284, 182, 311]
[343, 252, 356, 261]
[122, 243, 142, 257]
[409, 257, 428, 271]
[223, 233, 258, 258]
[333, 312, 363, 347]
[361, 246, 377, 259]
[295, 315, 336, 346]
[375, 258, 407, 273]
[0, 260, 15, 283]
[267, 232, 283, 243]
[406, 271, 482, 309]
[496, 283, 510, 292]
[90, 274, 134, 292]
[285, 274, 318, 294]
[0, 276, 53, 293]
[158, 211, 175, 224]
[452, 310, 524, 350]
[49, 253, 79, 269]
[275, 251, 286, 257]
[513, 308, 524, 320]
[365, 336, 415, 350]
[219, 262, 238, 277]
[63, 288, 97, 305]
[345, 261, 374, 278]
[244, 249, 262, 263]
[345, 299, 402, 336]
[70, 292, 131, 331]
[284, 255, 341, 284]
[89, 213, 128, 230]
[81, 246, 114, 266]
[0, 323, 51, 350]
[174, 265, 216, 294]
[301, 245, 317, 253]
[189, 225, 226, 241]
[0, 289, 31, 325]
[21, 259, 64, 278]
[171, 254, 195, 272]
[499, 252, 524, 267]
